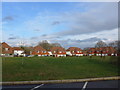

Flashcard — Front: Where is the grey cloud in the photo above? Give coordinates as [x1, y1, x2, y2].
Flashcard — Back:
[34, 29, 41, 31]
[52, 21, 60, 25]
[41, 34, 47, 37]
[3, 16, 14, 21]
[31, 37, 38, 39]
[50, 37, 108, 49]
[8, 37, 18, 40]
[55, 3, 118, 36]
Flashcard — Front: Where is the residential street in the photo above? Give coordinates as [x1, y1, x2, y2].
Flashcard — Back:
[2, 80, 119, 90]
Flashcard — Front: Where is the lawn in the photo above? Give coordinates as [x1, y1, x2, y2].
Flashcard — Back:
[2, 56, 119, 81]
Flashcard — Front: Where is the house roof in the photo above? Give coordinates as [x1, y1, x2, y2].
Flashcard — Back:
[50, 47, 66, 54]
[31, 45, 49, 55]
[66, 47, 82, 51]
[87, 46, 116, 54]
[13, 47, 24, 50]
[33, 45, 46, 51]
[51, 47, 66, 51]
[1, 42, 13, 54]
[2, 42, 11, 48]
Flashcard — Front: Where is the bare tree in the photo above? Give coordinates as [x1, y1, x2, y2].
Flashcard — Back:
[95, 41, 107, 57]
[38, 40, 61, 50]
[20, 46, 32, 55]
[95, 41, 107, 48]
[108, 40, 120, 56]
[38, 40, 52, 50]
[51, 43, 61, 47]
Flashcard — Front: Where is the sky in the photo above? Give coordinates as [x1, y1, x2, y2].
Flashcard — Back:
[1, 2, 118, 49]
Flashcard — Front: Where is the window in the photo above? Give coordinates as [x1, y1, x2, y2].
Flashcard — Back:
[43, 51, 46, 53]
[59, 51, 62, 53]
[72, 51, 74, 53]
[5, 48, 9, 51]
[54, 51, 56, 53]
[77, 51, 79, 53]
[37, 51, 40, 53]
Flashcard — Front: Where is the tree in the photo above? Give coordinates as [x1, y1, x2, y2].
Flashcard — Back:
[38, 40, 51, 50]
[95, 41, 107, 57]
[108, 40, 120, 56]
[38, 40, 61, 50]
[51, 43, 61, 47]
[20, 46, 32, 55]
[95, 40, 107, 48]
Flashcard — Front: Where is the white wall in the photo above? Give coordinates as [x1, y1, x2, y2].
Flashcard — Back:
[48, 51, 52, 55]
[14, 50, 24, 56]
[66, 51, 72, 56]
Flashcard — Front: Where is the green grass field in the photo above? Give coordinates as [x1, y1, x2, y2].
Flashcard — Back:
[2, 56, 119, 81]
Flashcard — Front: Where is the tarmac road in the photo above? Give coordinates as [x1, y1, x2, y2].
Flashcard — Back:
[1, 80, 119, 90]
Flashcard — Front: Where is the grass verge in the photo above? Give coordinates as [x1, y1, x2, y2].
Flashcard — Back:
[2, 56, 119, 81]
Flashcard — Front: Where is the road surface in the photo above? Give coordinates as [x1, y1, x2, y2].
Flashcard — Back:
[1, 80, 119, 90]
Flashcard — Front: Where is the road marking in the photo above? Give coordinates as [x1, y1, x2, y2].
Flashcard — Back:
[31, 84, 44, 90]
[82, 81, 88, 90]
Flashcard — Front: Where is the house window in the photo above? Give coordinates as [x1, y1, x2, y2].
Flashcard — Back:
[80, 51, 82, 53]
[43, 51, 46, 53]
[54, 51, 56, 53]
[5, 48, 9, 51]
[77, 51, 79, 53]
[59, 51, 62, 53]
[72, 51, 74, 53]
[37, 51, 40, 53]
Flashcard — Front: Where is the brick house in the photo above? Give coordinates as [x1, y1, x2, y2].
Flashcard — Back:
[31, 45, 49, 56]
[87, 48, 96, 56]
[82, 50, 88, 56]
[1, 42, 13, 56]
[66, 47, 83, 56]
[105, 47, 117, 56]
[50, 47, 66, 57]
[87, 47, 117, 56]
[0, 43, 2, 55]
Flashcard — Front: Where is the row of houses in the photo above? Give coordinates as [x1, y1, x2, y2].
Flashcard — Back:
[0, 42, 118, 57]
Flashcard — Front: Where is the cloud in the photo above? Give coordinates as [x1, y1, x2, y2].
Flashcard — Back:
[41, 34, 47, 37]
[30, 37, 38, 39]
[52, 21, 60, 25]
[8, 36, 19, 40]
[34, 29, 41, 31]
[54, 3, 118, 36]
[3, 16, 14, 21]
[49, 37, 109, 49]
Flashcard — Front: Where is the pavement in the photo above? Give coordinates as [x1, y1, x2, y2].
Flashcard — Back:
[1, 80, 119, 90]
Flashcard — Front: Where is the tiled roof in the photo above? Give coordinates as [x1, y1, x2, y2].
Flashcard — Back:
[50, 47, 66, 54]
[13, 47, 24, 50]
[66, 47, 82, 51]
[66, 47, 83, 54]
[1, 42, 13, 54]
[87, 46, 116, 54]
[31, 45, 49, 55]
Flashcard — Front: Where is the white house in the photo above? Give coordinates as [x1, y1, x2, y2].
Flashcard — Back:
[13, 47, 25, 56]
[66, 47, 83, 56]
